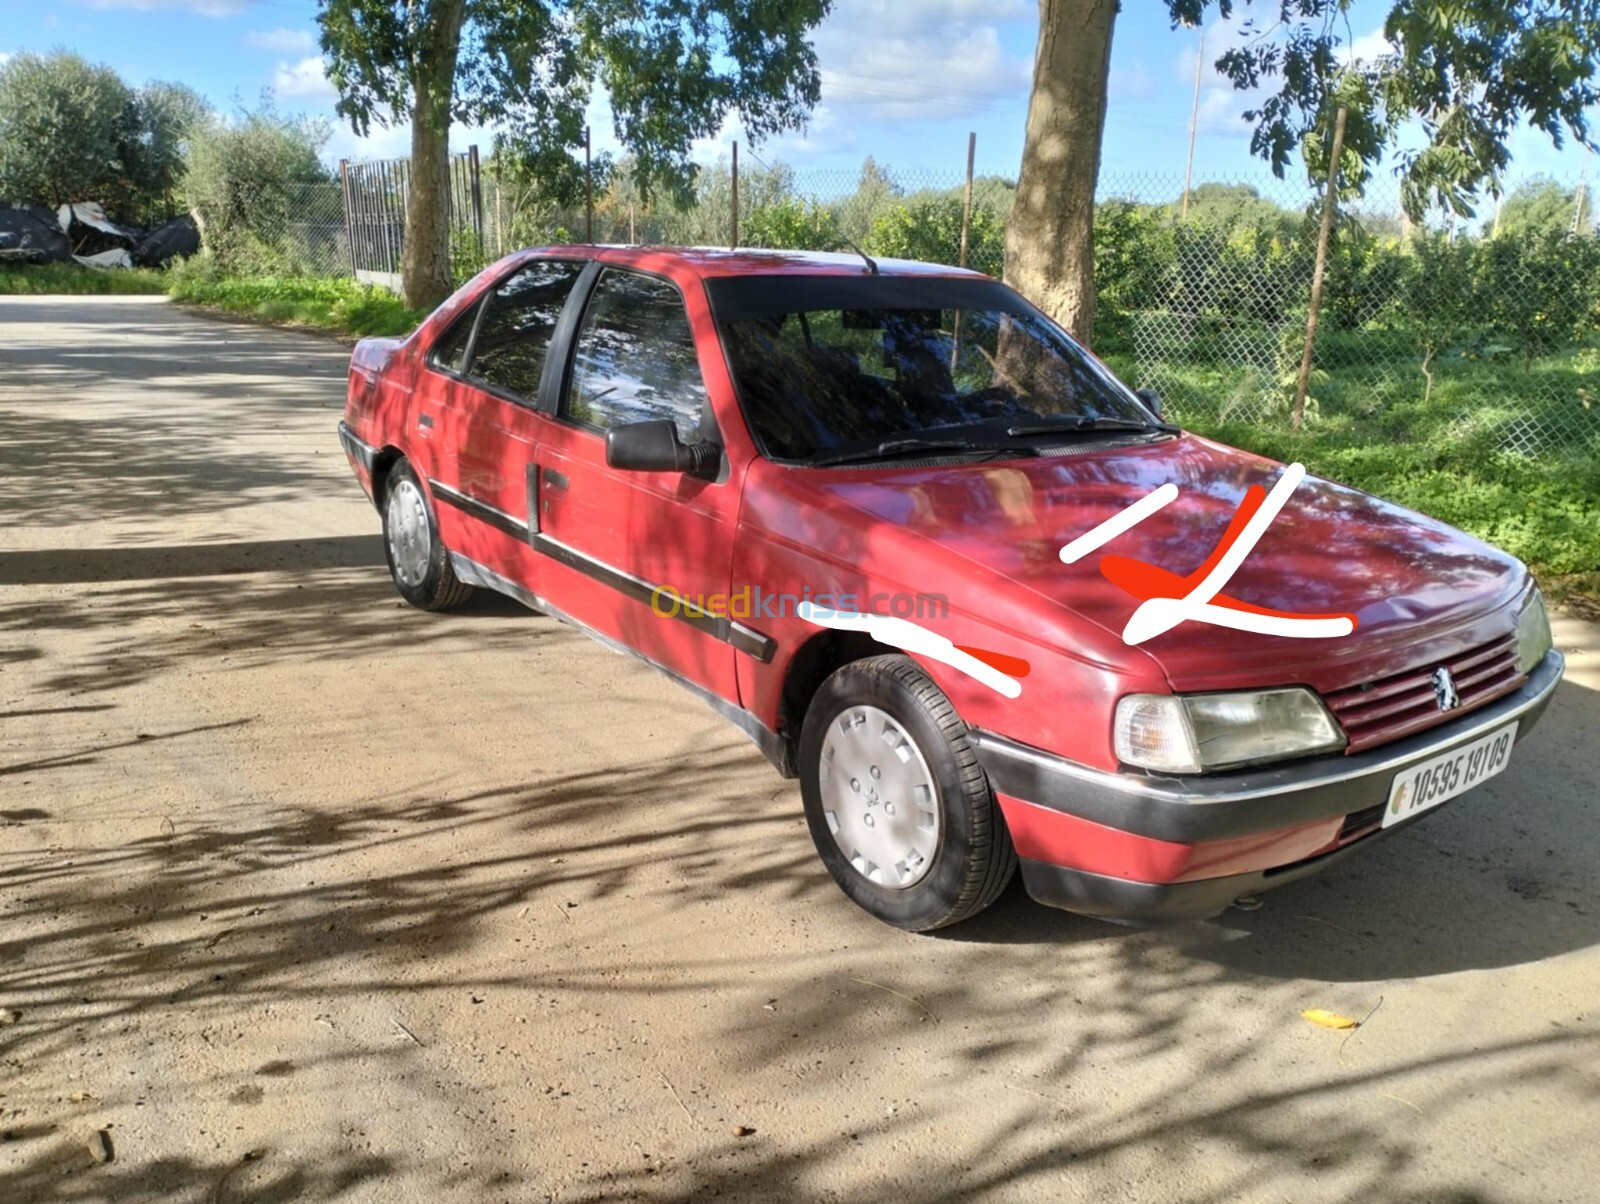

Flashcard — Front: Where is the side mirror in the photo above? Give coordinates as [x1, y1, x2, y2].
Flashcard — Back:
[1135, 388, 1164, 420]
[605, 418, 720, 479]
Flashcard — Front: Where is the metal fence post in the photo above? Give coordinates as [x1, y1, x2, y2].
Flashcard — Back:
[1293, 104, 1348, 431]
[585, 127, 594, 244]
[468, 145, 484, 247]
[731, 141, 739, 250]
[339, 159, 358, 278]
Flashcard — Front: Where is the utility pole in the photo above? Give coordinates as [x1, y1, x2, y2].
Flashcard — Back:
[1181, 29, 1203, 220]
[1293, 104, 1348, 432]
[958, 131, 976, 268]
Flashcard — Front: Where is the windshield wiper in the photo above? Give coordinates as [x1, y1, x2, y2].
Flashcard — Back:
[1005, 415, 1177, 437]
[809, 436, 1034, 468]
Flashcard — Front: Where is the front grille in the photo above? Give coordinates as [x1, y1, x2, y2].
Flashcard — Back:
[1323, 633, 1522, 754]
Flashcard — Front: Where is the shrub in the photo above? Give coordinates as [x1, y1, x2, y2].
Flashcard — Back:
[865, 196, 1004, 276]
[741, 196, 843, 251]
[183, 103, 331, 272]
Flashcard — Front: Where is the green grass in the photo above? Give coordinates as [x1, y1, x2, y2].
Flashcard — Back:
[167, 265, 426, 338]
[0, 262, 170, 295]
[1101, 335, 1600, 601]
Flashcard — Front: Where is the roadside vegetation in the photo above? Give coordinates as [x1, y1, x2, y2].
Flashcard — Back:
[166, 258, 424, 337]
[0, 263, 169, 295]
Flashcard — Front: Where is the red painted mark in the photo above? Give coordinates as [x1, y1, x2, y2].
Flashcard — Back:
[955, 646, 1033, 678]
[1099, 483, 1357, 627]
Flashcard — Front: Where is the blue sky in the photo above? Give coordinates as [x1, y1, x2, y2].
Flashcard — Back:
[3, 0, 1597, 207]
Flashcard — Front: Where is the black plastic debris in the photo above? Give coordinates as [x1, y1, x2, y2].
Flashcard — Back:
[0, 201, 71, 264]
[130, 214, 200, 268]
[57, 202, 143, 258]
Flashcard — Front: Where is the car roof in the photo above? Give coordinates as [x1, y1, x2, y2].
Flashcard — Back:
[525, 244, 991, 281]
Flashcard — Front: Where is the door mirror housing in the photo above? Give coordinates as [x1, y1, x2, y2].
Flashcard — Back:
[1135, 388, 1164, 420]
[605, 418, 720, 479]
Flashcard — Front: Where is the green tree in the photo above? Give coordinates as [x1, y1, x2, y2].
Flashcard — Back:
[866, 196, 1004, 277]
[317, 0, 831, 311]
[0, 54, 206, 222]
[1007, 0, 1600, 344]
[741, 195, 842, 251]
[182, 104, 330, 271]
[1496, 177, 1593, 238]
[834, 156, 901, 244]
[1478, 228, 1600, 369]
[0, 53, 140, 215]
[1092, 199, 1176, 348]
[134, 82, 212, 220]
[1174, 182, 1297, 232]
[1397, 232, 1478, 400]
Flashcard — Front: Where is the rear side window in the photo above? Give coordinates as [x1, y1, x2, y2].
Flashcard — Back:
[563, 269, 710, 442]
[430, 309, 475, 374]
[464, 260, 585, 402]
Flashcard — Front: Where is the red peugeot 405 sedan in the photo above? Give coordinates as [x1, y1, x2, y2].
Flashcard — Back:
[338, 246, 1562, 931]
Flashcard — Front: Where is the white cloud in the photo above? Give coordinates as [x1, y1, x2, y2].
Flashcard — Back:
[248, 28, 316, 54]
[1173, 17, 1265, 137]
[274, 56, 336, 103]
[1345, 28, 1397, 70]
[806, 0, 1033, 125]
[86, 0, 246, 15]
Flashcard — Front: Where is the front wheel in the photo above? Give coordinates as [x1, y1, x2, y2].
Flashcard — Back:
[381, 459, 473, 611]
[798, 655, 1016, 931]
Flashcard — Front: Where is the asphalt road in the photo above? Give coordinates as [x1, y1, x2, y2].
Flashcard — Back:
[3, 295, 1599, 1204]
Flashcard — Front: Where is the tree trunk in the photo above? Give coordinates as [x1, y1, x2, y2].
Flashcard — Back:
[1004, 0, 1119, 345]
[402, 0, 466, 312]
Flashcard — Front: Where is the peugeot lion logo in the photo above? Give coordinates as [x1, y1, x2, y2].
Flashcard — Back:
[1432, 666, 1461, 712]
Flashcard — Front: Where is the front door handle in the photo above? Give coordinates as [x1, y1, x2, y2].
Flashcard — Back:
[418, 414, 435, 431]
[543, 467, 569, 492]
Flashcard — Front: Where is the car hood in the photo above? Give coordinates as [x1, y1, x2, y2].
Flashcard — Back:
[799, 433, 1526, 693]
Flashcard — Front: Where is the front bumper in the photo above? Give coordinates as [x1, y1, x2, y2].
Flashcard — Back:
[973, 649, 1565, 923]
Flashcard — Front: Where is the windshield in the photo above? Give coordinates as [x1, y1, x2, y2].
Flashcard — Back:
[708, 275, 1159, 463]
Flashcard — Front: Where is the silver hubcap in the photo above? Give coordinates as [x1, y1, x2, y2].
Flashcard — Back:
[819, 705, 940, 889]
[386, 478, 431, 588]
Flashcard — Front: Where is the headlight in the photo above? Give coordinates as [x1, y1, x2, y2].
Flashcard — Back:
[1514, 588, 1552, 675]
[1114, 687, 1346, 774]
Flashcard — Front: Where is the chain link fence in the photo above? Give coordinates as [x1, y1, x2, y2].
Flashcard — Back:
[260, 152, 1600, 462]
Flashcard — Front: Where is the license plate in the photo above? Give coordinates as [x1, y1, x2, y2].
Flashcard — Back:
[1383, 721, 1519, 828]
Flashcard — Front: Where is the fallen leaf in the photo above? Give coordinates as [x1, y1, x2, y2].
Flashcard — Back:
[1301, 1008, 1359, 1030]
[69, 1092, 95, 1104]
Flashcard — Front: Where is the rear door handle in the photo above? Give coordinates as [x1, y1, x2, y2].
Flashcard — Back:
[418, 414, 435, 431]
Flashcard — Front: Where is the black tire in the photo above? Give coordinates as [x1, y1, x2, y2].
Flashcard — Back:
[798, 655, 1017, 932]
[380, 459, 474, 612]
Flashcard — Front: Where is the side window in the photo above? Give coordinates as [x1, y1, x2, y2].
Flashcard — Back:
[465, 260, 585, 402]
[564, 269, 710, 442]
[429, 306, 476, 374]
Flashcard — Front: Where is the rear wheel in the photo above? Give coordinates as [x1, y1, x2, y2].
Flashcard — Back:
[799, 655, 1016, 931]
[381, 459, 473, 611]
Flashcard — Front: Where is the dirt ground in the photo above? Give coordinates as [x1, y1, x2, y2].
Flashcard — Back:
[2, 295, 1599, 1204]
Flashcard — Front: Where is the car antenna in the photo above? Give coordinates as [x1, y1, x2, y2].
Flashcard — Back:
[836, 236, 879, 276]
